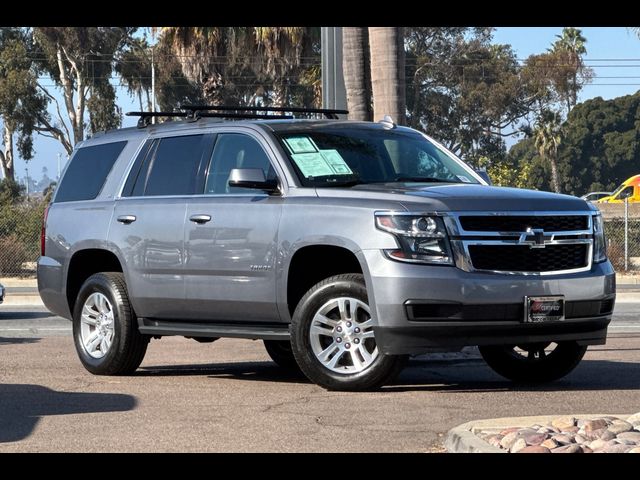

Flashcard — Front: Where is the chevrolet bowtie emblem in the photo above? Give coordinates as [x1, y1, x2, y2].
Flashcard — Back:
[518, 228, 554, 249]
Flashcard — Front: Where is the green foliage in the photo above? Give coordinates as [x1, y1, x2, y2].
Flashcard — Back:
[508, 92, 640, 195]
[404, 28, 539, 166]
[0, 178, 25, 204]
[0, 27, 48, 177]
[156, 27, 321, 108]
[0, 194, 46, 275]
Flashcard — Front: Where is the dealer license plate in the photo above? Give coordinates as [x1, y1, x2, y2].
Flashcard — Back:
[524, 296, 565, 323]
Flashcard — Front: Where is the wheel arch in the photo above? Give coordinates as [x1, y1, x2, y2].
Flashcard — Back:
[281, 239, 373, 321]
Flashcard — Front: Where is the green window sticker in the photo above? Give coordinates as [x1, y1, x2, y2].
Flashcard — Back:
[284, 136, 318, 154]
[320, 150, 353, 175]
[291, 152, 335, 177]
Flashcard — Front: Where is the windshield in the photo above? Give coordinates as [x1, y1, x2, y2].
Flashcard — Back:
[274, 127, 481, 187]
[610, 182, 626, 198]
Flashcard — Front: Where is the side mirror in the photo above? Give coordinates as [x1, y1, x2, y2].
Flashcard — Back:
[474, 169, 492, 185]
[228, 168, 280, 194]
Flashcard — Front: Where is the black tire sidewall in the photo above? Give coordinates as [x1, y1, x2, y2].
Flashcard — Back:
[479, 341, 587, 383]
[290, 274, 405, 391]
[72, 273, 135, 373]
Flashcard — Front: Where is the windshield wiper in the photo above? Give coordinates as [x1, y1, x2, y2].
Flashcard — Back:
[320, 179, 364, 188]
[390, 176, 462, 183]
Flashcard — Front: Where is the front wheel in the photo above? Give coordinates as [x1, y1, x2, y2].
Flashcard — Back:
[479, 341, 587, 383]
[290, 274, 406, 391]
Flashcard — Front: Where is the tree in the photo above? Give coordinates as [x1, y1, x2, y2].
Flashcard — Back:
[157, 27, 321, 109]
[533, 110, 563, 193]
[115, 35, 154, 112]
[548, 27, 592, 114]
[0, 28, 47, 180]
[368, 27, 406, 124]
[31, 27, 134, 154]
[342, 27, 372, 121]
[405, 28, 542, 165]
[253, 27, 320, 107]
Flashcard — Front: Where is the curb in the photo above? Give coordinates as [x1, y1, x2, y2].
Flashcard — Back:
[445, 414, 630, 453]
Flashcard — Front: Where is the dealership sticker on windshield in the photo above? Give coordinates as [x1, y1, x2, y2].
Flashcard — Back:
[320, 150, 353, 175]
[284, 136, 318, 154]
[291, 152, 335, 177]
[457, 175, 472, 183]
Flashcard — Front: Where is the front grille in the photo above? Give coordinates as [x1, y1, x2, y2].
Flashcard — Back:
[459, 215, 589, 232]
[468, 244, 588, 272]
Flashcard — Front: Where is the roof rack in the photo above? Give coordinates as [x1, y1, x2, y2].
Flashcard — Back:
[126, 105, 349, 128]
[180, 105, 349, 120]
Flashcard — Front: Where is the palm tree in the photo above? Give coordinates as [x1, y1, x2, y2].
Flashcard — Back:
[368, 27, 406, 125]
[252, 27, 319, 108]
[533, 110, 563, 193]
[342, 27, 372, 121]
[159, 27, 245, 105]
[550, 27, 588, 112]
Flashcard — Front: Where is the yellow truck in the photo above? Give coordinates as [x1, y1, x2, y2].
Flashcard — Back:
[596, 174, 640, 203]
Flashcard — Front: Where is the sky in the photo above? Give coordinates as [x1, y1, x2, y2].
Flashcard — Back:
[11, 27, 640, 186]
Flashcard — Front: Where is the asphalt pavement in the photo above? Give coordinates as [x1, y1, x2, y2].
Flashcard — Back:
[0, 302, 639, 452]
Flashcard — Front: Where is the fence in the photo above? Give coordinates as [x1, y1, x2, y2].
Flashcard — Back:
[0, 198, 45, 278]
[600, 200, 640, 273]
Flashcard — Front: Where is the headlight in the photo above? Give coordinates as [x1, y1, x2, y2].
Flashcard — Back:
[375, 213, 453, 265]
[593, 214, 607, 263]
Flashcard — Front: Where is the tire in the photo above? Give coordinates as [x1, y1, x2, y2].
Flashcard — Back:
[263, 340, 301, 371]
[479, 341, 587, 383]
[290, 274, 407, 391]
[72, 272, 149, 375]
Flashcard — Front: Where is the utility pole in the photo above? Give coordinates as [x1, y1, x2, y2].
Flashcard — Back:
[57, 153, 61, 180]
[25, 167, 29, 198]
[321, 27, 347, 114]
[150, 31, 156, 124]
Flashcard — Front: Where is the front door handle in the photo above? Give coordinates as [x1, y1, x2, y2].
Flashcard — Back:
[189, 214, 212, 224]
[117, 215, 136, 224]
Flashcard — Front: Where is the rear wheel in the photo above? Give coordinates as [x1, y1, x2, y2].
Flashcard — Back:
[263, 340, 300, 371]
[73, 272, 149, 375]
[290, 274, 406, 391]
[479, 341, 587, 383]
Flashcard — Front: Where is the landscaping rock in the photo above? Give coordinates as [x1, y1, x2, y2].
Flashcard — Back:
[517, 446, 551, 453]
[551, 417, 576, 431]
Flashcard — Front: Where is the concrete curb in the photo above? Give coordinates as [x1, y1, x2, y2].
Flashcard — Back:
[445, 413, 630, 453]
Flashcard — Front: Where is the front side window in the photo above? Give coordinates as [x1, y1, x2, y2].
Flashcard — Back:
[205, 133, 276, 194]
[55, 141, 127, 202]
[616, 186, 634, 200]
[273, 127, 480, 188]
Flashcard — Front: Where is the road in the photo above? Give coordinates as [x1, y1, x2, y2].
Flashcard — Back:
[0, 303, 638, 452]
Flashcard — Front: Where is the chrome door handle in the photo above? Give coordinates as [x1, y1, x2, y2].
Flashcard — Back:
[117, 215, 136, 224]
[189, 214, 212, 224]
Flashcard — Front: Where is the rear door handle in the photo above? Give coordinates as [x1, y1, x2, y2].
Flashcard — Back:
[189, 214, 212, 224]
[117, 215, 137, 224]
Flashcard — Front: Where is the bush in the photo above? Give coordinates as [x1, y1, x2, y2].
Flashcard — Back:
[0, 234, 29, 275]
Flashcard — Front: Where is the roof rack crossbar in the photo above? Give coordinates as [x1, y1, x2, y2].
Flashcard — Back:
[180, 105, 348, 119]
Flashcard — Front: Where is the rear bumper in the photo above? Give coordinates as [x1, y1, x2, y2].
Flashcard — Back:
[375, 316, 611, 355]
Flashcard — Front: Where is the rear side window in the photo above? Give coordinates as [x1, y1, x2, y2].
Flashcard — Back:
[55, 141, 127, 202]
[134, 135, 206, 196]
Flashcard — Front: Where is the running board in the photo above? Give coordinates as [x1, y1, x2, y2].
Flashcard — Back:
[138, 318, 290, 340]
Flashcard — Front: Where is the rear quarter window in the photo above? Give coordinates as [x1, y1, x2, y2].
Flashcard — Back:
[55, 141, 127, 203]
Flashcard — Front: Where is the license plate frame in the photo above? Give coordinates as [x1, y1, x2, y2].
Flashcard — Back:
[524, 296, 565, 323]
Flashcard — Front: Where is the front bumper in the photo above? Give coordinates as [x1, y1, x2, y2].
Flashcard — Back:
[361, 249, 616, 355]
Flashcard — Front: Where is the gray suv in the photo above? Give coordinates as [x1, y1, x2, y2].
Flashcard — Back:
[38, 106, 615, 391]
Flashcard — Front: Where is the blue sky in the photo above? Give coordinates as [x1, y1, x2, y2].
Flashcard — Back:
[12, 27, 640, 185]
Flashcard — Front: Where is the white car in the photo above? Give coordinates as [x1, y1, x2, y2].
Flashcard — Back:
[581, 192, 612, 202]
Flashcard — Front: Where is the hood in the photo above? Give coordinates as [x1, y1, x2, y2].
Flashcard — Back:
[315, 183, 593, 212]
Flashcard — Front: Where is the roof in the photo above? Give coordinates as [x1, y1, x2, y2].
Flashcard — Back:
[87, 117, 408, 143]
